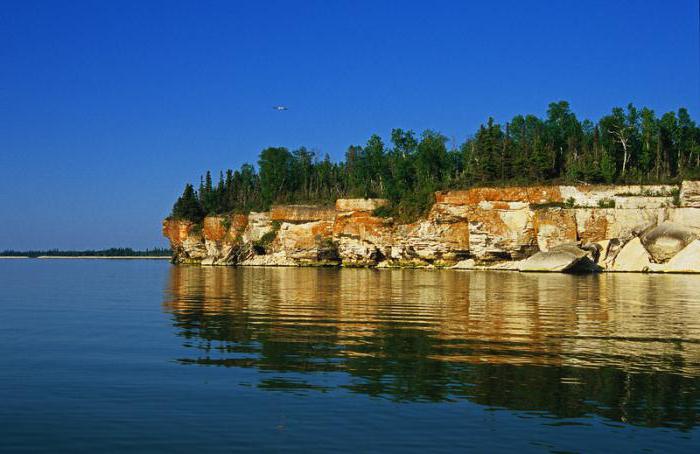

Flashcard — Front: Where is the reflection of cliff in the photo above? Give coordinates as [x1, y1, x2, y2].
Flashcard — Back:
[163, 267, 700, 429]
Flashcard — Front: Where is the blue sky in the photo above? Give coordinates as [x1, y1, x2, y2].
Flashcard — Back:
[1, 0, 698, 249]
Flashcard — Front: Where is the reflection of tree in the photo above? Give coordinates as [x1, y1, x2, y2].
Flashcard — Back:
[163, 266, 700, 429]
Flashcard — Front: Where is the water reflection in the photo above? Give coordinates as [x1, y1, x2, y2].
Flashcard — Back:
[163, 266, 700, 429]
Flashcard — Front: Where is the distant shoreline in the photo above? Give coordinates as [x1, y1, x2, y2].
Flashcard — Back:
[0, 256, 171, 260]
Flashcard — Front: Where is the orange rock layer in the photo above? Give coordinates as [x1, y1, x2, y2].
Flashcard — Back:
[163, 183, 700, 267]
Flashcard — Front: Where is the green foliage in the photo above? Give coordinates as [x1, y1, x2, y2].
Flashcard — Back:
[171, 184, 204, 222]
[253, 221, 281, 253]
[171, 102, 700, 220]
[530, 202, 566, 210]
[564, 197, 576, 208]
[372, 205, 394, 218]
[220, 217, 232, 232]
[671, 188, 681, 207]
[598, 198, 616, 208]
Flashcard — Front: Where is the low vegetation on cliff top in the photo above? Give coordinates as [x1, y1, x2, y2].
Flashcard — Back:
[171, 101, 700, 223]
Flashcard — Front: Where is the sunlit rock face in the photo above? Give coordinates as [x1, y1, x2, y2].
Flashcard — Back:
[163, 181, 700, 272]
[391, 220, 470, 266]
[241, 212, 273, 243]
[272, 221, 337, 263]
[432, 190, 537, 263]
[573, 208, 662, 243]
[270, 205, 335, 223]
[680, 180, 700, 208]
[200, 215, 250, 265]
[559, 184, 676, 208]
[435, 186, 563, 205]
[667, 208, 700, 234]
[335, 198, 389, 212]
[534, 209, 578, 251]
[333, 210, 393, 266]
[162, 219, 206, 264]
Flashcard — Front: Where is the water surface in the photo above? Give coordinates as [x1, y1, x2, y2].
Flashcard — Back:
[1, 261, 699, 452]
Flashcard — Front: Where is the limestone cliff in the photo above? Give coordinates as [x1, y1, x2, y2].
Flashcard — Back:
[163, 180, 700, 273]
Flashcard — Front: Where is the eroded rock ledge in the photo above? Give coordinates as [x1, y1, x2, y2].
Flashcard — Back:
[163, 181, 700, 273]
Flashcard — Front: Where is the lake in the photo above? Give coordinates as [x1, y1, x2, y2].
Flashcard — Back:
[1, 260, 699, 452]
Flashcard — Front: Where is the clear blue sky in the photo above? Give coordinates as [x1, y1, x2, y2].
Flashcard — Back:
[1, 0, 698, 250]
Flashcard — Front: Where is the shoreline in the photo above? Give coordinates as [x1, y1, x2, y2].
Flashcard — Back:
[173, 261, 700, 274]
[1, 256, 171, 260]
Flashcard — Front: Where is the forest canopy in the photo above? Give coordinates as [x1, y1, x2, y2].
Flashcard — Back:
[170, 102, 700, 223]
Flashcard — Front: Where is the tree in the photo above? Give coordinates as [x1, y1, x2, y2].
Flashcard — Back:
[171, 184, 204, 222]
[171, 102, 700, 223]
[258, 147, 293, 207]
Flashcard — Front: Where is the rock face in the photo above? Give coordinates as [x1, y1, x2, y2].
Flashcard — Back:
[534, 210, 577, 251]
[680, 180, 700, 208]
[163, 181, 700, 272]
[335, 198, 389, 212]
[270, 205, 335, 223]
[162, 219, 206, 263]
[333, 211, 392, 266]
[273, 221, 337, 263]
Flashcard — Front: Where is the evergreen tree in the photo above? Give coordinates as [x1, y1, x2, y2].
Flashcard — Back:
[170, 102, 700, 223]
[171, 184, 204, 222]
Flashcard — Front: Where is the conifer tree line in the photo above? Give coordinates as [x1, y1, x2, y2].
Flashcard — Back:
[171, 101, 700, 223]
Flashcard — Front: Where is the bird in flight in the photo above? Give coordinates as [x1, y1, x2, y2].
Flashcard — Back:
[273, 105, 288, 111]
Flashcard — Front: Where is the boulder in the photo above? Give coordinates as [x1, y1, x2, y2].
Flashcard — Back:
[611, 237, 651, 272]
[451, 259, 476, 269]
[640, 222, 696, 262]
[680, 181, 700, 208]
[488, 261, 521, 271]
[519, 243, 599, 273]
[664, 240, 700, 273]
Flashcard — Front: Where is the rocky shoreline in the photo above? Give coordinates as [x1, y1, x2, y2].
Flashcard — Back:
[163, 181, 700, 273]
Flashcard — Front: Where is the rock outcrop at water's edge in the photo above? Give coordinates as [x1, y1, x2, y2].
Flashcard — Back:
[163, 181, 700, 273]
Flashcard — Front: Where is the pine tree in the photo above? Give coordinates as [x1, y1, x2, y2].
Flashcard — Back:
[171, 184, 204, 221]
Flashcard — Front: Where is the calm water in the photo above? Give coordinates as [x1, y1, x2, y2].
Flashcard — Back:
[1, 261, 700, 452]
